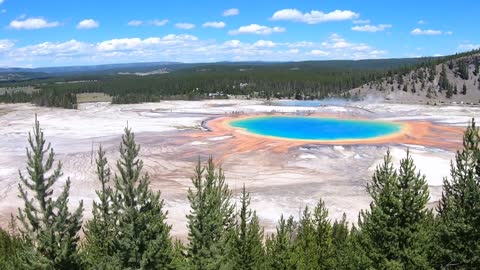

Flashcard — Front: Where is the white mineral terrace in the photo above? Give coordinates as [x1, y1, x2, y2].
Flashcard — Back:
[0, 100, 478, 238]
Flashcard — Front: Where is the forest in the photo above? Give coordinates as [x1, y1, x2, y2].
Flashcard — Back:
[0, 55, 453, 108]
[1, 116, 479, 270]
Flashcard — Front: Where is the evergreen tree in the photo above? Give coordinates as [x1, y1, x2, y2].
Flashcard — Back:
[439, 64, 450, 91]
[435, 119, 480, 269]
[457, 60, 469, 80]
[330, 214, 354, 269]
[462, 83, 467, 95]
[17, 116, 84, 270]
[357, 150, 432, 269]
[186, 157, 235, 270]
[82, 146, 121, 269]
[110, 127, 174, 269]
[265, 215, 296, 270]
[228, 185, 265, 270]
[0, 219, 24, 270]
[290, 200, 334, 269]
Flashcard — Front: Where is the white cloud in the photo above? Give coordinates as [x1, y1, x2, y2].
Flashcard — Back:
[223, 8, 239, 17]
[9, 17, 60, 30]
[128, 19, 168, 26]
[76, 19, 99, 29]
[458, 43, 480, 51]
[0, 33, 389, 66]
[287, 41, 314, 48]
[202, 21, 226, 28]
[418, 20, 426, 24]
[175, 23, 195, 30]
[271, 9, 359, 24]
[308, 50, 329, 56]
[353, 19, 370, 24]
[351, 24, 391, 32]
[128, 20, 143, 26]
[0, 39, 14, 51]
[445, 31, 453, 35]
[96, 34, 198, 52]
[229, 24, 285, 35]
[152, 19, 168, 26]
[253, 40, 276, 48]
[410, 28, 442, 35]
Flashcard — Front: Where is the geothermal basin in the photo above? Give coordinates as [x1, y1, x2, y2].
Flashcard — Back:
[0, 99, 475, 238]
[229, 116, 403, 141]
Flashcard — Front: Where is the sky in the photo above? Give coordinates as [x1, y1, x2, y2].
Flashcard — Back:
[0, 0, 479, 67]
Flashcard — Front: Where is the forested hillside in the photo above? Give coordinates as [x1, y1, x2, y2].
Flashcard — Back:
[1, 117, 480, 269]
[349, 49, 480, 104]
[1, 51, 479, 108]
[0, 57, 430, 107]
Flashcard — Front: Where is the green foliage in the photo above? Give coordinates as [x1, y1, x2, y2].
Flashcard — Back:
[82, 146, 120, 269]
[290, 200, 334, 269]
[16, 116, 84, 270]
[435, 119, 480, 269]
[356, 150, 432, 269]
[439, 64, 451, 91]
[186, 157, 235, 270]
[108, 127, 174, 269]
[227, 185, 265, 270]
[0, 218, 24, 270]
[265, 215, 297, 270]
[457, 60, 469, 80]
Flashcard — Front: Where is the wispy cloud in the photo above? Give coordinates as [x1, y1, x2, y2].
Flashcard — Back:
[151, 19, 168, 26]
[410, 28, 442, 35]
[127, 19, 168, 27]
[417, 20, 426, 24]
[0, 33, 389, 67]
[127, 20, 143, 26]
[229, 24, 285, 35]
[9, 17, 60, 30]
[76, 19, 99, 29]
[458, 43, 480, 51]
[351, 24, 391, 32]
[223, 8, 239, 17]
[175, 22, 195, 30]
[271, 9, 359, 24]
[202, 21, 226, 28]
[353, 19, 370, 24]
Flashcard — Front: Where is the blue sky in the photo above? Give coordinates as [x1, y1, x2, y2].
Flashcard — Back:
[0, 0, 478, 67]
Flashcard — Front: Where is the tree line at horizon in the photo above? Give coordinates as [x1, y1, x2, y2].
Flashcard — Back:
[1, 50, 479, 108]
[1, 117, 480, 269]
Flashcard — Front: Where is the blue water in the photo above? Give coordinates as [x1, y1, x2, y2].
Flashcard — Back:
[230, 116, 402, 140]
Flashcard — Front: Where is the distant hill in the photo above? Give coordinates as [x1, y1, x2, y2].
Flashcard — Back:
[0, 58, 430, 82]
[348, 50, 480, 104]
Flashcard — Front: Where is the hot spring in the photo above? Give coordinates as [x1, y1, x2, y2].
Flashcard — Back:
[229, 116, 403, 141]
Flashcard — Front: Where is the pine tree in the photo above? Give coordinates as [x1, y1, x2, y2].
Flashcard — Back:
[82, 146, 121, 269]
[435, 119, 480, 269]
[356, 150, 432, 269]
[186, 157, 235, 270]
[110, 127, 174, 269]
[439, 64, 450, 91]
[228, 185, 265, 270]
[17, 116, 84, 270]
[290, 200, 333, 270]
[330, 214, 353, 269]
[462, 83, 467, 95]
[291, 207, 320, 269]
[265, 215, 296, 270]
